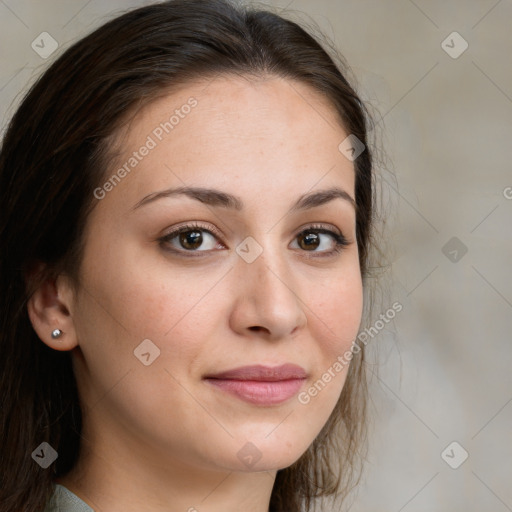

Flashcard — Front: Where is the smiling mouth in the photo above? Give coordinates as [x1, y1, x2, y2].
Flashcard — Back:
[203, 364, 308, 405]
[204, 378, 306, 405]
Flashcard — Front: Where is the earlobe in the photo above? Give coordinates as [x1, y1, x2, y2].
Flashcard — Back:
[26, 272, 79, 352]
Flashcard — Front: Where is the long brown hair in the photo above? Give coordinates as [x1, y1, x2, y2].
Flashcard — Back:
[0, 1, 377, 510]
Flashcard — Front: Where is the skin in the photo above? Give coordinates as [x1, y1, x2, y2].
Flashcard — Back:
[28, 75, 363, 512]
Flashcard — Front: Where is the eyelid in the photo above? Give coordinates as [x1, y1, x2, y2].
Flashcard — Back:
[160, 221, 224, 241]
[294, 222, 343, 238]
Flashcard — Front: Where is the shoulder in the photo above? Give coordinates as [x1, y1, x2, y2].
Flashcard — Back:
[45, 484, 95, 512]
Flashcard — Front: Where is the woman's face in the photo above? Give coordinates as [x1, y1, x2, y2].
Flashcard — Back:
[68, 75, 363, 473]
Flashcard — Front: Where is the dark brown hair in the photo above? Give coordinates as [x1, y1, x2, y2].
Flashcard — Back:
[0, 1, 376, 510]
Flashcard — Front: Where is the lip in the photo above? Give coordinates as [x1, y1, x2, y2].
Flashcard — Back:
[204, 364, 307, 406]
[204, 364, 307, 381]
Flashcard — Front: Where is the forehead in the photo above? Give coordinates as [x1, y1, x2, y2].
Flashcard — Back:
[101, 75, 355, 211]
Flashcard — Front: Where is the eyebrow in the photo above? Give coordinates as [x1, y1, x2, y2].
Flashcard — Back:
[131, 185, 355, 212]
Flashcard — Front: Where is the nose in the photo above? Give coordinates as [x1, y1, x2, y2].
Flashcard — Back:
[228, 249, 307, 341]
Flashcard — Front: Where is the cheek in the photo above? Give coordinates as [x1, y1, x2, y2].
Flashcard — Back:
[299, 271, 363, 411]
[81, 237, 223, 339]
[72, 240, 228, 398]
[71, 256, 230, 441]
[121, 266, 228, 345]
[312, 271, 364, 352]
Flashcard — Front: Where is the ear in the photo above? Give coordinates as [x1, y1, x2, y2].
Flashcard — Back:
[26, 266, 79, 352]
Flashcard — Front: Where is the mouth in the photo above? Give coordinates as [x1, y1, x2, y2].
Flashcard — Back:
[203, 364, 307, 406]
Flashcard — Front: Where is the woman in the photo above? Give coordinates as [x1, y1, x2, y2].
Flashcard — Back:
[0, 0, 379, 510]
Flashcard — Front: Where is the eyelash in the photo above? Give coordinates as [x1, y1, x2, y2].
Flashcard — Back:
[158, 222, 350, 258]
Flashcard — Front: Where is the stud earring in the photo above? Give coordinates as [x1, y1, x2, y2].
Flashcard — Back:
[51, 329, 63, 339]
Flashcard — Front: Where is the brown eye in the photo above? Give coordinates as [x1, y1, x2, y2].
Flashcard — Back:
[290, 226, 349, 255]
[298, 231, 320, 250]
[179, 230, 203, 250]
[160, 225, 221, 253]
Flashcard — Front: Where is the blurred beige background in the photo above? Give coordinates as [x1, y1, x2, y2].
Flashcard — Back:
[1, 1, 511, 510]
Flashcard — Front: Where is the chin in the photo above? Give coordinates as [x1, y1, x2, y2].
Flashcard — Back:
[216, 430, 313, 473]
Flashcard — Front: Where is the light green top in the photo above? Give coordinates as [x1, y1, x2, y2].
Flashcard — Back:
[44, 484, 94, 512]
